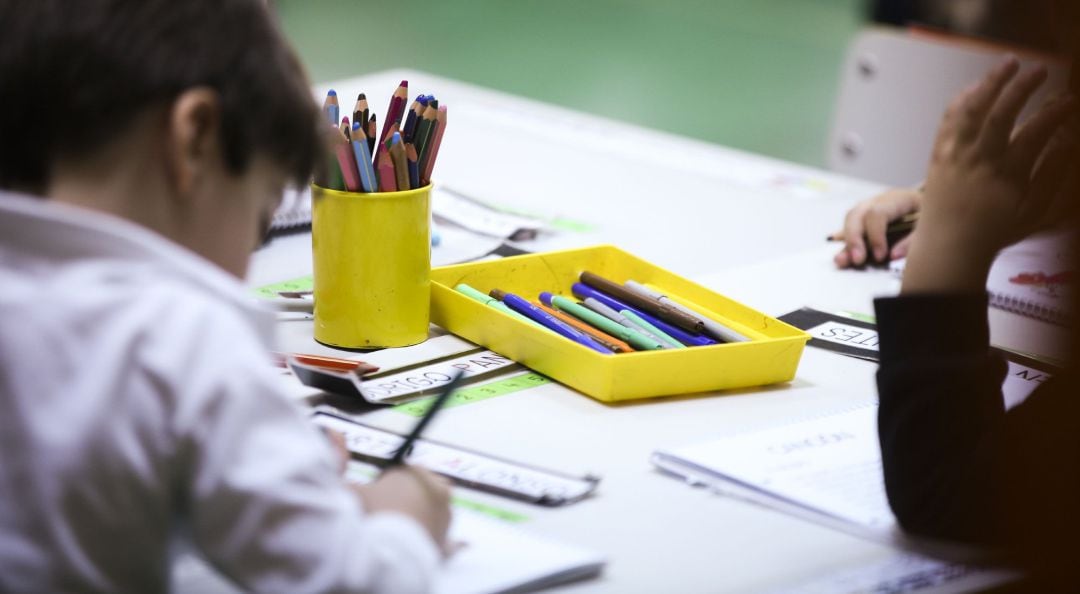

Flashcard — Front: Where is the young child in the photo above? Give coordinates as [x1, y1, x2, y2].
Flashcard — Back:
[874, 57, 1078, 585]
[0, 1, 450, 592]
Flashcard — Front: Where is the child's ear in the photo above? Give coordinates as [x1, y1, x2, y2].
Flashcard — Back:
[164, 88, 222, 197]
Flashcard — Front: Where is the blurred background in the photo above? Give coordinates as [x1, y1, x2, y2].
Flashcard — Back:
[275, 0, 1063, 170]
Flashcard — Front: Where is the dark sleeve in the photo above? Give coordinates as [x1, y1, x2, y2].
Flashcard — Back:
[875, 294, 1080, 571]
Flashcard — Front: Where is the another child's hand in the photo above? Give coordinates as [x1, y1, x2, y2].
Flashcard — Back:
[903, 58, 1076, 294]
[832, 187, 922, 268]
[354, 466, 452, 552]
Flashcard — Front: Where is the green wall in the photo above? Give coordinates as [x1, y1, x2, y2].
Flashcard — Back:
[277, 0, 865, 167]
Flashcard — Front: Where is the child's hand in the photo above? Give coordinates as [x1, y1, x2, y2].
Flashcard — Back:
[832, 187, 922, 268]
[902, 58, 1076, 294]
[354, 467, 452, 552]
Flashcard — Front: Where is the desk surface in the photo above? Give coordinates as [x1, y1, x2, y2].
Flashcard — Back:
[249, 70, 1065, 593]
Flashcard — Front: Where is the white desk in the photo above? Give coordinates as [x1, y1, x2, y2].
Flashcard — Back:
[247, 70, 1062, 593]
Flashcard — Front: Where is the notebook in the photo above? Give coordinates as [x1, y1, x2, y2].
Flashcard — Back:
[652, 354, 1051, 540]
[985, 231, 1072, 326]
[436, 509, 606, 594]
[171, 507, 605, 594]
[890, 230, 1073, 325]
[267, 186, 313, 238]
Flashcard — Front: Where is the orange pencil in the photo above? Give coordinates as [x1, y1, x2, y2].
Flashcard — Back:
[536, 303, 635, 353]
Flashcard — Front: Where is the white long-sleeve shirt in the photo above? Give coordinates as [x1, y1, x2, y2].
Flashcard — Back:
[0, 192, 439, 593]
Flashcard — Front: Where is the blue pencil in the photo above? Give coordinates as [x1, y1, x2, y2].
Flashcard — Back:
[351, 122, 376, 193]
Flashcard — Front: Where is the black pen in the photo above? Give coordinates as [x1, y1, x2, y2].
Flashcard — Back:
[385, 370, 466, 468]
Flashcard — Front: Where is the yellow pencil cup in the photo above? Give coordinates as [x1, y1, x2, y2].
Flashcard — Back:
[311, 184, 432, 350]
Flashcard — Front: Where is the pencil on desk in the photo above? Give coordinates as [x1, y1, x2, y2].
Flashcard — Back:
[389, 132, 411, 191]
[419, 105, 446, 185]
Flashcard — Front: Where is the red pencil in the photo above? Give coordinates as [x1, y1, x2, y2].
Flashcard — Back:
[378, 80, 408, 148]
[376, 144, 397, 192]
[333, 126, 361, 192]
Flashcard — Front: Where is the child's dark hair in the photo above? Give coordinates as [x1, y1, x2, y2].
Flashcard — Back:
[0, 0, 321, 192]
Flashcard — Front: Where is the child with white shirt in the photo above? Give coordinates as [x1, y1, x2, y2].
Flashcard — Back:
[0, 1, 450, 592]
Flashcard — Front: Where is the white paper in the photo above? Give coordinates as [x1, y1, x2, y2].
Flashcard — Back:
[436, 510, 605, 594]
[805, 321, 880, 351]
[432, 187, 543, 239]
[1002, 359, 1052, 410]
[358, 350, 518, 402]
[655, 405, 893, 530]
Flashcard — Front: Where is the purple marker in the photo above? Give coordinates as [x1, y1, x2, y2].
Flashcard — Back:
[571, 283, 717, 346]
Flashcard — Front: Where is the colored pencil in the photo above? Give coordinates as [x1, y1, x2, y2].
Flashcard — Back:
[333, 126, 361, 192]
[389, 132, 410, 192]
[376, 144, 397, 192]
[323, 89, 339, 126]
[413, 102, 438, 162]
[339, 116, 351, 141]
[378, 80, 409, 148]
[419, 105, 447, 185]
[406, 142, 420, 189]
[351, 122, 376, 193]
[367, 115, 377, 155]
[353, 93, 369, 130]
[402, 95, 423, 143]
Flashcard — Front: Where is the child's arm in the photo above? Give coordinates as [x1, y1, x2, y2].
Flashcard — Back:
[169, 308, 450, 593]
[832, 187, 922, 268]
[876, 56, 1078, 570]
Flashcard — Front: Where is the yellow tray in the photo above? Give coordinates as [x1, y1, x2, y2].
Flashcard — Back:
[430, 245, 810, 402]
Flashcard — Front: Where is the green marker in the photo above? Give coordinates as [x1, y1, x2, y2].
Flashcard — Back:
[621, 309, 685, 349]
[454, 283, 545, 329]
[543, 293, 664, 351]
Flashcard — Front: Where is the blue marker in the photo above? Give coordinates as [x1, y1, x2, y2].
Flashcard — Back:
[491, 290, 613, 355]
[571, 283, 716, 347]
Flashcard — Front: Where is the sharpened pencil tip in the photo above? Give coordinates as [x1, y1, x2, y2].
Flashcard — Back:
[357, 93, 366, 100]
[400, 80, 408, 87]
[327, 89, 336, 96]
